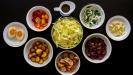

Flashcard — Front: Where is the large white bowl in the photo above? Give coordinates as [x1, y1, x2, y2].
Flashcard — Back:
[3, 22, 28, 47]
[55, 50, 80, 75]
[82, 33, 112, 63]
[106, 15, 131, 41]
[80, 4, 105, 29]
[23, 37, 53, 67]
[26, 6, 52, 32]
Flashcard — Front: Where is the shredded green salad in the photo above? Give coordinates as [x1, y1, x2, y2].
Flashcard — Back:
[51, 17, 83, 49]
[82, 6, 101, 27]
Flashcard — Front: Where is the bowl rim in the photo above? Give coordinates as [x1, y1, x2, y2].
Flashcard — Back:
[79, 3, 105, 29]
[26, 6, 52, 32]
[23, 37, 53, 67]
[55, 50, 80, 75]
[82, 33, 112, 63]
[3, 22, 28, 47]
[106, 15, 131, 41]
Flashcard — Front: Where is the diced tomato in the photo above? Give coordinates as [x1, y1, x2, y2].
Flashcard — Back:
[32, 10, 49, 29]
[41, 19, 46, 25]
[41, 15, 45, 19]
[46, 19, 48, 23]
[35, 17, 41, 23]
[44, 14, 49, 20]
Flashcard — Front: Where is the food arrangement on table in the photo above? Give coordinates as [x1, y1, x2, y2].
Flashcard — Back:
[2, 1, 131, 74]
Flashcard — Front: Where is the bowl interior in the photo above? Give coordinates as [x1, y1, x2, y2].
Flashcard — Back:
[80, 4, 105, 29]
[55, 50, 80, 75]
[24, 37, 53, 67]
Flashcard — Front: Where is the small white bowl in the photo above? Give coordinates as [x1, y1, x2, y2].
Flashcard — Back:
[106, 15, 131, 41]
[3, 22, 28, 47]
[55, 50, 80, 75]
[26, 6, 52, 32]
[82, 33, 112, 63]
[80, 4, 105, 29]
[23, 37, 53, 67]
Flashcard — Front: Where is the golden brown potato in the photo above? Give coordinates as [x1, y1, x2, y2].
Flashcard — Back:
[36, 49, 43, 55]
[35, 56, 40, 62]
[28, 41, 49, 64]
[31, 57, 36, 62]
[69, 53, 74, 59]
[38, 59, 44, 64]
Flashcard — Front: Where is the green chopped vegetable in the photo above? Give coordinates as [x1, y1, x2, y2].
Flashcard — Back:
[82, 6, 101, 27]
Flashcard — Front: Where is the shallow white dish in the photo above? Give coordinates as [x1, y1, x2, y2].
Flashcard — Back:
[3, 22, 28, 47]
[23, 37, 53, 67]
[26, 6, 52, 32]
[106, 15, 131, 41]
[82, 33, 112, 63]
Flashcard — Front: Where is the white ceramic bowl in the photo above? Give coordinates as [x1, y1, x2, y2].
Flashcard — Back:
[23, 37, 53, 67]
[106, 15, 131, 41]
[80, 4, 105, 29]
[26, 6, 52, 32]
[55, 50, 80, 75]
[3, 22, 28, 47]
[82, 33, 112, 63]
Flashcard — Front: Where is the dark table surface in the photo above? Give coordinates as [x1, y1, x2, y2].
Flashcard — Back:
[0, 0, 133, 74]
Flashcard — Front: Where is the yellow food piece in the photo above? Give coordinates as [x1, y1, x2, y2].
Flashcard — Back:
[42, 56, 48, 61]
[41, 52, 47, 58]
[8, 26, 17, 38]
[35, 56, 40, 62]
[36, 49, 43, 55]
[44, 14, 49, 19]
[42, 15, 45, 19]
[8, 26, 25, 41]
[41, 19, 46, 25]
[16, 28, 24, 41]
[31, 57, 36, 62]
[38, 59, 44, 64]
[35, 17, 41, 23]
[109, 20, 125, 37]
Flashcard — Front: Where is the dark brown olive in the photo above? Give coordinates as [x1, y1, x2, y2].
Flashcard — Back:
[85, 37, 106, 60]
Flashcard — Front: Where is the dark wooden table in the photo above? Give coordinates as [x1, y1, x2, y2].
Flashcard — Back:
[0, 0, 132, 74]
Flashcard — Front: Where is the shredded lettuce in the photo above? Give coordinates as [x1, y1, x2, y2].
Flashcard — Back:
[51, 17, 83, 49]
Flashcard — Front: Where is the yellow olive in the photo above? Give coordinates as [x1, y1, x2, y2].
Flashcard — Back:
[35, 56, 40, 62]
[31, 57, 36, 62]
[36, 49, 43, 55]
[38, 59, 44, 64]
[41, 52, 47, 58]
